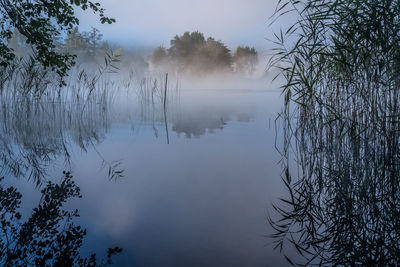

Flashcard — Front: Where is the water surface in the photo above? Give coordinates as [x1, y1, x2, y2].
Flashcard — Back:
[2, 82, 292, 266]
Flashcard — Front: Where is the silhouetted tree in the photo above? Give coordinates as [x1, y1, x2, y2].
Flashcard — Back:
[152, 46, 169, 69]
[153, 31, 234, 75]
[83, 27, 104, 56]
[64, 27, 112, 63]
[168, 31, 206, 71]
[195, 37, 232, 74]
[0, 1, 115, 82]
[233, 46, 258, 76]
[65, 27, 88, 53]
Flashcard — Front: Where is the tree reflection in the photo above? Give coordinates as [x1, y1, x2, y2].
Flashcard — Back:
[0, 171, 121, 266]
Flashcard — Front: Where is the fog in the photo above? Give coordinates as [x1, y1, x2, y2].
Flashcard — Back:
[75, 0, 281, 50]
[0, 1, 296, 266]
[1, 0, 397, 266]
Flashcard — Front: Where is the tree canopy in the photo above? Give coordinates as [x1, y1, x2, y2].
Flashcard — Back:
[65, 26, 110, 59]
[195, 37, 232, 74]
[152, 46, 168, 67]
[168, 31, 232, 74]
[0, 1, 115, 82]
[233, 46, 258, 76]
[169, 31, 206, 67]
[152, 31, 258, 76]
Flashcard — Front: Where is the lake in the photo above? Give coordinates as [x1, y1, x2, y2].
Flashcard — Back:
[0, 77, 294, 266]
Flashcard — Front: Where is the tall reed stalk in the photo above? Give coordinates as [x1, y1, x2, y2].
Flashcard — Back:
[0, 51, 122, 185]
[269, 0, 400, 265]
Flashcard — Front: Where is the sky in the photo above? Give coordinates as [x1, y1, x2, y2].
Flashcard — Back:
[76, 0, 282, 52]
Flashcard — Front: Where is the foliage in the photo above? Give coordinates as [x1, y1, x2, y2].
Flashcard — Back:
[152, 31, 234, 75]
[0, 171, 122, 266]
[269, 0, 400, 265]
[0, 50, 123, 185]
[232, 46, 258, 76]
[169, 31, 206, 67]
[83, 27, 104, 54]
[63, 26, 115, 65]
[65, 27, 88, 53]
[0, 0, 115, 84]
[151, 46, 168, 67]
[195, 38, 232, 74]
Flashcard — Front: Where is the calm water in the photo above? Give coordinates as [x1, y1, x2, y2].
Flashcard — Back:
[1, 81, 294, 266]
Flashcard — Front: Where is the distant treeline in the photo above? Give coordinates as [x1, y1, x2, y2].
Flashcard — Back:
[9, 27, 111, 62]
[64, 27, 149, 75]
[9, 27, 149, 77]
[8, 29, 258, 79]
[152, 31, 258, 77]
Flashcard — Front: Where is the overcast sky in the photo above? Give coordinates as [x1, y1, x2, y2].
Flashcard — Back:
[76, 0, 281, 51]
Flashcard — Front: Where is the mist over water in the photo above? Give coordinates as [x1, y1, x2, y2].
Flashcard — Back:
[1, 0, 398, 265]
[0, 8, 297, 264]
[71, 82, 287, 267]
[0, 46, 294, 265]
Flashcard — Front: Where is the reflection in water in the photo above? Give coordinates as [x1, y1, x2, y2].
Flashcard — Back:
[0, 94, 109, 184]
[0, 73, 260, 185]
[268, 0, 400, 264]
[270, 59, 400, 265]
[0, 171, 121, 265]
[0, 78, 131, 184]
[172, 117, 226, 138]
[171, 92, 255, 138]
[119, 78, 260, 141]
[0, 71, 277, 265]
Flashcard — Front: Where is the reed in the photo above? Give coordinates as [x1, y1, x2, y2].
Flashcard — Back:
[269, 0, 400, 265]
[164, 73, 170, 144]
[0, 49, 182, 184]
[0, 51, 123, 185]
